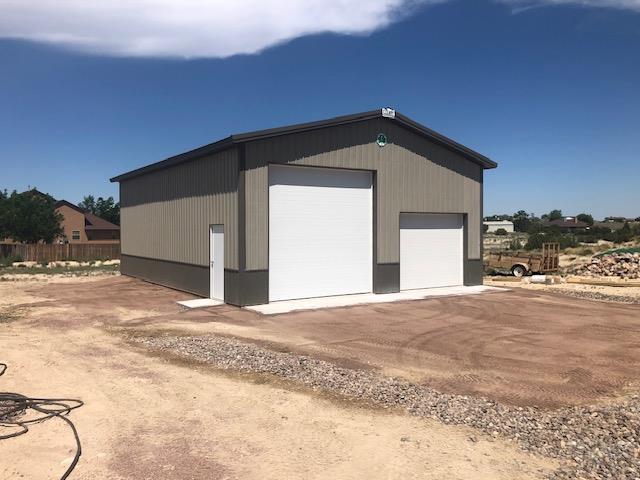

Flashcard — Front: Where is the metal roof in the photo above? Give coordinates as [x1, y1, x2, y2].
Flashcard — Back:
[111, 109, 497, 183]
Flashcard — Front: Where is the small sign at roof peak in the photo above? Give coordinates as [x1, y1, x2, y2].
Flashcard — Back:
[381, 107, 395, 118]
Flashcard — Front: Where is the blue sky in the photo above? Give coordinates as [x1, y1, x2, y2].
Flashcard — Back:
[0, 0, 638, 219]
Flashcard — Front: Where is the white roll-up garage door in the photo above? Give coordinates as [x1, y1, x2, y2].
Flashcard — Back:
[269, 165, 373, 302]
[400, 213, 464, 290]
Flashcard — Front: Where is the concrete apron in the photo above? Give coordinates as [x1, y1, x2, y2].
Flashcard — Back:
[177, 298, 225, 309]
[246, 285, 507, 315]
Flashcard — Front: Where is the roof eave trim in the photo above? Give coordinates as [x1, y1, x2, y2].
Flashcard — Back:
[230, 110, 382, 143]
[54, 199, 86, 214]
[231, 111, 496, 169]
[110, 136, 234, 182]
[392, 113, 497, 169]
[110, 109, 497, 182]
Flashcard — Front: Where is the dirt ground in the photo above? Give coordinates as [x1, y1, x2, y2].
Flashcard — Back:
[5, 276, 640, 407]
[0, 276, 556, 480]
[30, 276, 639, 409]
[193, 290, 640, 409]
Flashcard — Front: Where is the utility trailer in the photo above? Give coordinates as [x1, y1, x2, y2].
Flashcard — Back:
[485, 243, 560, 277]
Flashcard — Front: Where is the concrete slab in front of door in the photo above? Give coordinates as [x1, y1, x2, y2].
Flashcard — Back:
[177, 298, 224, 309]
[246, 285, 507, 315]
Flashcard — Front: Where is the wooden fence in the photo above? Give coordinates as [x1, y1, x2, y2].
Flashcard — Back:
[0, 243, 120, 262]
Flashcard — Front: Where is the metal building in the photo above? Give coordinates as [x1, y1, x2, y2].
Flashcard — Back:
[110, 109, 497, 306]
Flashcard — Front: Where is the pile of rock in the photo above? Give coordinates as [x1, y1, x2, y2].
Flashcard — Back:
[11, 259, 120, 268]
[575, 253, 640, 279]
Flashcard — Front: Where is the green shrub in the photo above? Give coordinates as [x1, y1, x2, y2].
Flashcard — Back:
[494, 228, 508, 236]
[508, 239, 523, 251]
[558, 234, 579, 249]
[525, 233, 544, 250]
[525, 233, 577, 251]
[577, 234, 598, 243]
[615, 223, 633, 243]
[0, 255, 23, 267]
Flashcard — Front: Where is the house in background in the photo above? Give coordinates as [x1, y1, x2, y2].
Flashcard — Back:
[545, 216, 589, 230]
[483, 220, 514, 233]
[594, 218, 639, 232]
[55, 200, 120, 243]
[604, 216, 635, 223]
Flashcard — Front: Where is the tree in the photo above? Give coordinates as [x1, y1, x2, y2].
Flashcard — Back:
[0, 189, 8, 239]
[527, 220, 546, 234]
[95, 197, 120, 225]
[615, 222, 633, 243]
[525, 232, 577, 251]
[512, 210, 532, 232]
[525, 233, 545, 250]
[542, 209, 563, 221]
[576, 213, 594, 226]
[2, 189, 62, 243]
[78, 195, 96, 213]
[79, 194, 120, 225]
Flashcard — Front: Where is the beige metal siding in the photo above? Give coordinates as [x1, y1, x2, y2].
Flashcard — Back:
[120, 148, 238, 269]
[245, 118, 482, 270]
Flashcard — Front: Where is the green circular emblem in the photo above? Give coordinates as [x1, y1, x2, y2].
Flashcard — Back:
[376, 133, 387, 147]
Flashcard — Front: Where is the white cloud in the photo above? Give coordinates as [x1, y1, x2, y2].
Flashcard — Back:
[497, 0, 640, 12]
[0, 0, 441, 58]
[1, 1, 636, 59]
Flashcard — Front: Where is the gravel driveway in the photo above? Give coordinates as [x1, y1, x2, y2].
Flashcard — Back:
[135, 333, 640, 480]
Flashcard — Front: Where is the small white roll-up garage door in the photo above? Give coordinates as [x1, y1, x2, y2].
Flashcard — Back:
[400, 213, 464, 290]
[269, 165, 373, 302]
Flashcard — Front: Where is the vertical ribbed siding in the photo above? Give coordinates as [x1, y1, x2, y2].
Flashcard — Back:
[120, 147, 238, 269]
[244, 118, 482, 270]
[245, 159, 268, 270]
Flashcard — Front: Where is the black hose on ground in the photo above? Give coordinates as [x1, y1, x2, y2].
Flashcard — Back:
[0, 362, 83, 479]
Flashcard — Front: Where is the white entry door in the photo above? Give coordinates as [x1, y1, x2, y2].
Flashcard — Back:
[209, 225, 224, 300]
[269, 165, 373, 302]
[400, 213, 464, 290]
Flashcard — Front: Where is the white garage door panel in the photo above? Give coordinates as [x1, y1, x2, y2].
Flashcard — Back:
[400, 213, 463, 290]
[269, 165, 372, 302]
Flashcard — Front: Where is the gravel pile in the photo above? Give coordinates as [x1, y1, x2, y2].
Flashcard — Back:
[135, 334, 640, 480]
[553, 289, 640, 305]
[549, 288, 640, 305]
[574, 253, 640, 279]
